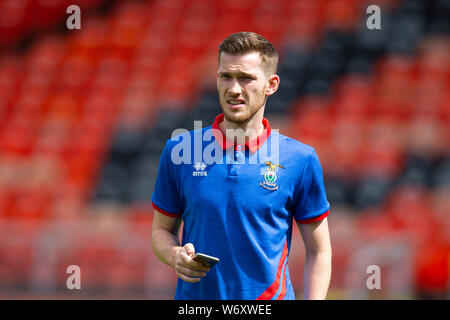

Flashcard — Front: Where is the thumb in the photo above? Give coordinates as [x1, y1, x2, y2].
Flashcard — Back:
[184, 243, 195, 257]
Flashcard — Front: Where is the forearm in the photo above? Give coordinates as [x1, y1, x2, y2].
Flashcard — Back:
[303, 250, 332, 300]
[152, 220, 209, 283]
[151, 226, 182, 268]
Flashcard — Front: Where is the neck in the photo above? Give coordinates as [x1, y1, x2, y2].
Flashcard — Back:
[219, 107, 265, 145]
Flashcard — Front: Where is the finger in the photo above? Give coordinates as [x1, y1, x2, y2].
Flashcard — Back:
[184, 243, 195, 257]
[175, 268, 203, 283]
[177, 273, 201, 283]
[177, 265, 207, 278]
[190, 258, 211, 271]
[180, 253, 210, 272]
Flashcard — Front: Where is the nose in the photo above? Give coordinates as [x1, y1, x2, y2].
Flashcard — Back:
[228, 79, 242, 96]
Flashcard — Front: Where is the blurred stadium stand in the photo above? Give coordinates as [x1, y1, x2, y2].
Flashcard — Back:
[0, 0, 448, 299]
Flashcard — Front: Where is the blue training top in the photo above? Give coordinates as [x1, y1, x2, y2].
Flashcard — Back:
[152, 113, 330, 300]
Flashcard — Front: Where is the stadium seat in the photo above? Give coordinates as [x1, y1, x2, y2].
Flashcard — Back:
[414, 240, 449, 298]
[0, 0, 448, 298]
[0, 0, 28, 48]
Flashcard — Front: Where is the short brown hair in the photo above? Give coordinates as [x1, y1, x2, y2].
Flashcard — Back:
[218, 32, 279, 75]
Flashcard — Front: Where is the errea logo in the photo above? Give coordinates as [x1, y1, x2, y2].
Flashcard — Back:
[193, 162, 207, 176]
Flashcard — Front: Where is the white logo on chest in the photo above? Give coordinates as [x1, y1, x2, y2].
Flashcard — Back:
[193, 162, 208, 176]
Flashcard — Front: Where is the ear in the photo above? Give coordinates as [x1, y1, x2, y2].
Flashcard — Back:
[265, 74, 280, 96]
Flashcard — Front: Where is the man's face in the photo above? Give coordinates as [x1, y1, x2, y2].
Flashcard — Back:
[217, 52, 279, 124]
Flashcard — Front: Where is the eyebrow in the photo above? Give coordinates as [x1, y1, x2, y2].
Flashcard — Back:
[218, 71, 257, 79]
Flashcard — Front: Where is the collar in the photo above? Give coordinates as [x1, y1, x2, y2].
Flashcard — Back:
[211, 113, 271, 153]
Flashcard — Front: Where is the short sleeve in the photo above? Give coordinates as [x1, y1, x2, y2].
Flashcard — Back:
[151, 141, 182, 217]
[294, 149, 330, 223]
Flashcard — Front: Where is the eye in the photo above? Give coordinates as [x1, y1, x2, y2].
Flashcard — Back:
[220, 74, 231, 79]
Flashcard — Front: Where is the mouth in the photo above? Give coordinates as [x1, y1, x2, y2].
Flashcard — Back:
[226, 99, 245, 109]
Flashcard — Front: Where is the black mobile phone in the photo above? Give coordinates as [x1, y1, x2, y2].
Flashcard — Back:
[193, 253, 220, 267]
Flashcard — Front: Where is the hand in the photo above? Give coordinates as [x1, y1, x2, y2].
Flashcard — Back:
[173, 243, 210, 283]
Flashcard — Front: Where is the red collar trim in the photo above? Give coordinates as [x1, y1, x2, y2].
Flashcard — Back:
[211, 113, 271, 153]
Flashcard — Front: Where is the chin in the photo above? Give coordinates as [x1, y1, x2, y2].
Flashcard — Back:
[223, 109, 250, 124]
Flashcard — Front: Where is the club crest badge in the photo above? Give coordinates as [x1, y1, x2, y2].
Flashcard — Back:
[259, 161, 285, 191]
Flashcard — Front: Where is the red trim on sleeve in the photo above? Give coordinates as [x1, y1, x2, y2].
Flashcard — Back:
[296, 210, 329, 224]
[152, 202, 179, 218]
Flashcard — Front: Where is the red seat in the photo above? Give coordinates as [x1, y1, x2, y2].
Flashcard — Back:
[44, 93, 81, 125]
[0, 243, 33, 287]
[33, 119, 71, 157]
[323, 0, 360, 31]
[0, 0, 28, 47]
[331, 76, 372, 120]
[0, 189, 14, 219]
[10, 93, 45, 123]
[284, 0, 323, 45]
[355, 208, 397, 240]
[358, 116, 405, 177]
[55, 55, 93, 94]
[0, 55, 22, 96]
[63, 152, 98, 193]
[127, 204, 153, 235]
[384, 186, 434, 237]
[219, 0, 258, 16]
[90, 56, 129, 92]
[0, 120, 36, 156]
[25, 36, 63, 71]
[30, 0, 68, 29]
[414, 240, 450, 296]
[8, 186, 52, 221]
[292, 102, 332, 142]
[406, 116, 447, 156]
[67, 18, 107, 60]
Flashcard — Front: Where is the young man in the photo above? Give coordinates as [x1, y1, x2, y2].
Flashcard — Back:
[151, 32, 332, 300]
